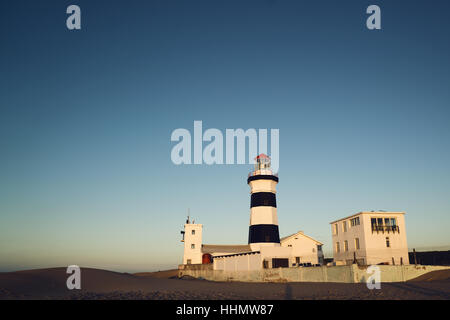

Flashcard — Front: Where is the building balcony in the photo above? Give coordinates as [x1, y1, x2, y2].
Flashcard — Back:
[247, 170, 279, 183]
[371, 225, 400, 233]
[248, 170, 278, 178]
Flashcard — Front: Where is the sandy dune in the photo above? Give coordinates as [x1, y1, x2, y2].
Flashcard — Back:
[0, 267, 449, 300]
[409, 269, 450, 282]
[134, 270, 179, 279]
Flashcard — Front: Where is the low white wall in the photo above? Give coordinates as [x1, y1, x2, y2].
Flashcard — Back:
[178, 264, 450, 283]
[352, 264, 449, 283]
[213, 253, 262, 271]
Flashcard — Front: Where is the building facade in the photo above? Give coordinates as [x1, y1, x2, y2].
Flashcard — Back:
[248, 154, 280, 251]
[280, 231, 324, 266]
[330, 211, 409, 266]
[180, 154, 325, 271]
[181, 222, 203, 265]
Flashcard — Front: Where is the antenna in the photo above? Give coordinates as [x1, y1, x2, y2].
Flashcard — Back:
[186, 208, 190, 224]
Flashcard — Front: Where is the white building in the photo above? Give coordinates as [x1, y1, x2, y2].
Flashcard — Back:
[181, 222, 203, 265]
[330, 211, 409, 266]
[247, 154, 280, 251]
[281, 231, 324, 266]
[181, 154, 324, 271]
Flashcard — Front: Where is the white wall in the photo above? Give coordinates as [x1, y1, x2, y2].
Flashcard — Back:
[181, 265, 450, 283]
[259, 246, 293, 268]
[331, 217, 366, 264]
[362, 214, 409, 265]
[331, 212, 409, 265]
[183, 224, 203, 264]
[248, 179, 277, 193]
[281, 233, 323, 265]
[213, 253, 262, 271]
[250, 207, 278, 225]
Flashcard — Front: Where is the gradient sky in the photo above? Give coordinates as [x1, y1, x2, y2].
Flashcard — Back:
[1, 0, 450, 272]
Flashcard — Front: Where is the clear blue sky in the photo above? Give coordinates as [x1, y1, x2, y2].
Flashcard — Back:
[1, 0, 449, 272]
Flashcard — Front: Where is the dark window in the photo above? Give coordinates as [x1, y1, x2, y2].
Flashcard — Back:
[272, 258, 289, 268]
[351, 217, 360, 226]
[386, 237, 390, 248]
[372, 217, 399, 233]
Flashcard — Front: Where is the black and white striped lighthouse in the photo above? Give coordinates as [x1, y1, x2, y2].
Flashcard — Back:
[247, 154, 280, 250]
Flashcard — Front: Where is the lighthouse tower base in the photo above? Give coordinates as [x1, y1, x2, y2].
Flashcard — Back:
[250, 242, 280, 252]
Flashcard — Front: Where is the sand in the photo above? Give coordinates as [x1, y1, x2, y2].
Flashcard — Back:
[134, 269, 179, 279]
[0, 267, 449, 300]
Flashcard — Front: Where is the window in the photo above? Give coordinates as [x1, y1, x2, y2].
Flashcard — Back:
[372, 217, 384, 228]
[272, 258, 289, 268]
[317, 245, 323, 252]
[371, 218, 377, 227]
[288, 244, 292, 247]
[334, 224, 338, 235]
[351, 217, 360, 227]
[191, 230, 195, 235]
[390, 218, 397, 227]
[187, 259, 191, 264]
[372, 217, 399, 232]
[312, 247, 316, 253]
[295, 257, 300, 264]
[344, 240, 349, 252]
[355, 238, 360, 250]
[191, 244, 195, 249]
[386, 237, 390, 248]
[343, 221, 347, 232]
[336, 242, 340, 253]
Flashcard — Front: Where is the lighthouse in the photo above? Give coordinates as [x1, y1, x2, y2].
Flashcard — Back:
[247, 154, 280, 251]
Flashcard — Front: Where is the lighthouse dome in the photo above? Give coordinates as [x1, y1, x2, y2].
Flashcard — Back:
[252, 153, 273, 175]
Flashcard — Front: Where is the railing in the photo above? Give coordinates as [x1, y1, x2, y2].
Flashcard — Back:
[371, 225, 400, 233]
[248, 170, 278, 178]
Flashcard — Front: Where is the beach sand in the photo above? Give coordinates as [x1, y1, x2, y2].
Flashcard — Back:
[0, 267, 449, 300]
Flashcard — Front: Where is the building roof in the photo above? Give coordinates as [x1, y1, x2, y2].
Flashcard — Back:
[280, 231, 323, 245]
[201, 244, 252, 254]
[329, 211, 406, 224]
[214, 251, 261, 259]
[255, 153, 270, 160]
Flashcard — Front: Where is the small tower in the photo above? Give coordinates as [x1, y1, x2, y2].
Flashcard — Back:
[247, 154, 280, 251]
[182, 217, 203, 264]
